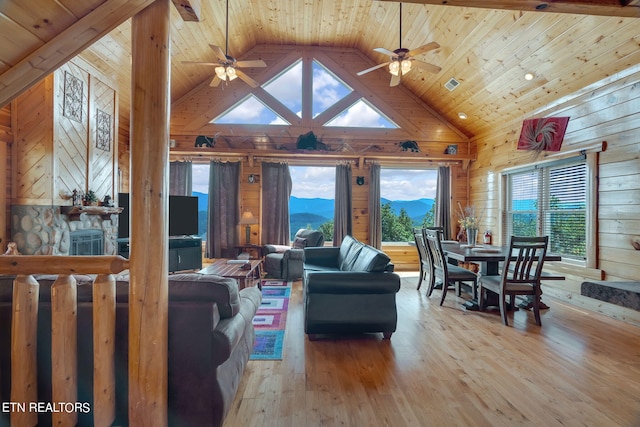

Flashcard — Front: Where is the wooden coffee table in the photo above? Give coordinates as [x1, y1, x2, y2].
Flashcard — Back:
[199, 259, 263, 289]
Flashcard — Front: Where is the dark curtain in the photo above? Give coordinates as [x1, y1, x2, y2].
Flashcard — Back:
[261, 162, 292, 245]
[206, 161, 240, 258]
[368, 163, 381, 248]
[169, 161, 192, 196]
[333, 163, 352, 246]
[435, 166, 452, 240]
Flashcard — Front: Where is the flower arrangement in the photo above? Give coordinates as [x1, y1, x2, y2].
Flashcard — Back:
[457, 203, 484, 230]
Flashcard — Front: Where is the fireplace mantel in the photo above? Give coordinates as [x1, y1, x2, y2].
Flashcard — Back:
[60, 205, 123, 220]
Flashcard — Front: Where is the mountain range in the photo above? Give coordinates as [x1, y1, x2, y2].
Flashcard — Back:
[192, 192, 434, 236]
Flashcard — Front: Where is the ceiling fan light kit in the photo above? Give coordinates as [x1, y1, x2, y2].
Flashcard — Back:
[182, 0, 267, 87]
[357, 3, 440, 87]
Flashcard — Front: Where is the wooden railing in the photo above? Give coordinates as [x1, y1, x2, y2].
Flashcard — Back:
[0, 255, 129, 427]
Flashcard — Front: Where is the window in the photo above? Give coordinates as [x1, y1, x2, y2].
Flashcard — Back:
[213, 94, 289, 125]
[192, 163, 210, 240]
[506, 156, 587, 262]
[210, 56, 395, 129]
[263, 60, 302, 117]
[289, 166, 335, 242]
[325, 98, 397, 128]
[380, 168, 438, 243]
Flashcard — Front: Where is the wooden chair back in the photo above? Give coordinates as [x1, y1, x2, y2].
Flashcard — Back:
[502, 236, 549, 286]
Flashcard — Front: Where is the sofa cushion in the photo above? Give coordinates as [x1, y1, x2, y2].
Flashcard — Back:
[349, 246, 391, 272]
[113, 273, 240, 319]
[292, 237, 307, 249]
[338, 235, 363, 271]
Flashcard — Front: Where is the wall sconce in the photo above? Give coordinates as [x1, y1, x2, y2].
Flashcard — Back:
[356, 176, 365, 185]
[239, 211, 259, 244]
[248, 174, 259, 184]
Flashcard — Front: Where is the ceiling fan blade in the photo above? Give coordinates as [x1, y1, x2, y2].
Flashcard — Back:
[235, 59, 267, 68]
[236, 69, 260, 88]
[373, 47, 396, 57]
[390, 73, 401, 87]
[209, 44, 227, 62]
[412, 60, 442, 74]
[182, 61, 219, 66]
[407, 42, 440, 57]
[210, 75, 222, 87]
[357, 62, 391, 76]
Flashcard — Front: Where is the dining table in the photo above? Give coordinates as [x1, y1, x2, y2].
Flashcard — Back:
[440, 241, 563, 310]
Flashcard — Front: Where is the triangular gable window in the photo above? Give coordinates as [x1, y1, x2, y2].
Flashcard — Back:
[213, 94, 289, 125]
[325, 98, 398, 128]
[312, 60, 352, 118]
[263, 60, 302, 118]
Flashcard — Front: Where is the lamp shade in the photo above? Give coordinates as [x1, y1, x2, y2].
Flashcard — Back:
[239, 210, 258, 225]
[215, 66, 227, 80]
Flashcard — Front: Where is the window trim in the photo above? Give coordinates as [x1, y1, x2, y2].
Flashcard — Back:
[500, 153, 597, 268]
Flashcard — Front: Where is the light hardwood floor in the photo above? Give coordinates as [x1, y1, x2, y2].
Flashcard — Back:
[223, 274, 640, 427]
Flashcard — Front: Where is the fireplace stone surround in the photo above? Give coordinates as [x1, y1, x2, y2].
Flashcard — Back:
[10, 205, 118, 256]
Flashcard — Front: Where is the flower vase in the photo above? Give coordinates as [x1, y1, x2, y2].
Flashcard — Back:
[466, 228, 478, 246]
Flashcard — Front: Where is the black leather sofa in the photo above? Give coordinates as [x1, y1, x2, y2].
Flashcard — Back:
[0, 272, 261, 427]
[302, 235, 401, 340]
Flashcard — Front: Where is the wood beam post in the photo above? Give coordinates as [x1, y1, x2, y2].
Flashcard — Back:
[129, 0, 171, 425]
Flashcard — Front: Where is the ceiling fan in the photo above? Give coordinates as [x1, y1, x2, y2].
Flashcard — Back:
[357, 2, 441, 87]
[182, 0, 266, 88]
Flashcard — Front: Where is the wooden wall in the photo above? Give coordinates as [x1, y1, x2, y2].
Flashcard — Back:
[0, 105, 11, 249]
[12, 60, 117, 206]
[469, 63, 640, 325]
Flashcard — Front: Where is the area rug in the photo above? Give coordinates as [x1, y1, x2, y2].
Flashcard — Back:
[250, 280, 292, 360]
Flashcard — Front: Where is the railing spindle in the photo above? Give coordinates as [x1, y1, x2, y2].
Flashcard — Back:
[51, 275, 78, 427]
[92, 274, 116, 427]
[10, 274, 39, 427]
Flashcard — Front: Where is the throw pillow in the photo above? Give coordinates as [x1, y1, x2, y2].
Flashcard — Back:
[292, 237, 307, 249]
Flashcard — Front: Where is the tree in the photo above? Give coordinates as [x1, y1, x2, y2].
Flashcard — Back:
[318, 219, 334, 242]
[421, 201, 435, 228]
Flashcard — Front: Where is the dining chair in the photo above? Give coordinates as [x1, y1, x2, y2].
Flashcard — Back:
[478, 235, 549, 326]
[413, 228, 431, 291]
[424, 228, 478, 306]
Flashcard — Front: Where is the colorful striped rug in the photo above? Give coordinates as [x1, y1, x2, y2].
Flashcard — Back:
[250, 279, 292, 360]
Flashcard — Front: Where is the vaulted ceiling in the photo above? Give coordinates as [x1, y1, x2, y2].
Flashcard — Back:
[1, 0, 638, 140]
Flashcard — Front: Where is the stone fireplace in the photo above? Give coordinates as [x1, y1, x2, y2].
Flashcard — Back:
[10, 205, 118, 256]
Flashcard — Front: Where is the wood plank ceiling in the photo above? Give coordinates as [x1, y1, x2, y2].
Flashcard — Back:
[1, 0, 639, 140]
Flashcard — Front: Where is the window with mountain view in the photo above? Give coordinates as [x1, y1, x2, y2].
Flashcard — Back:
[191, 163, 210, 240]
[289, 166, 335, 242]
[380, 168, 437, 243]
[506, 157, 587, 262]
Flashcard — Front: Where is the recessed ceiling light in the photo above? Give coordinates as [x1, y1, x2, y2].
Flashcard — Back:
[458, 112, 468, 120]
[524, 72, 534, 81]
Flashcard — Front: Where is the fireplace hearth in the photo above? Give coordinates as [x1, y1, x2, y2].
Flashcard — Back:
[10, 205, 118, 256]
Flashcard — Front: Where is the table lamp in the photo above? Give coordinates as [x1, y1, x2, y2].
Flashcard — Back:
[238, 210, 259, 244]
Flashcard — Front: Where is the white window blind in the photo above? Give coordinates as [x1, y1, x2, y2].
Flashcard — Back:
[506, 157, 587, 261]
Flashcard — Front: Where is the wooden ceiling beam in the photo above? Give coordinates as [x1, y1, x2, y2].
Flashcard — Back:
[379, 0, 640, 18]
[0, 0, 156, 109]
[171, 0, 201, 21]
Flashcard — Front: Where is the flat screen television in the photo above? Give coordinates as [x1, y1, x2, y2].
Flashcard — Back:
[117, 193, 199, 238]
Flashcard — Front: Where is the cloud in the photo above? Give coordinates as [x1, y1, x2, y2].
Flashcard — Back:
[326, 100, 395, 128]
[263, 61, 303, 112]
[192, 164, 210, 194]
[215, 95, 288, 125]
[290, 166, 335, 198]
[380, 169, 438, 200]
